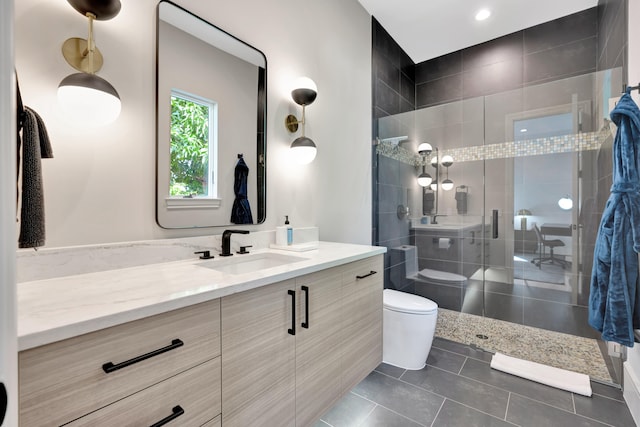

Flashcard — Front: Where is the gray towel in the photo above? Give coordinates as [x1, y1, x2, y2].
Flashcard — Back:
[19, 106, 53, 248]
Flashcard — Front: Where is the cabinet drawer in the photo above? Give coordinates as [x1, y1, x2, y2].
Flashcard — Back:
[341, 255, 384, 286]
[19, 299, 220, 426]
[67, 357, 221, 426]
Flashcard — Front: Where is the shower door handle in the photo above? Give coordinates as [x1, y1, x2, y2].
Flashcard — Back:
[492, 209, 499, 239]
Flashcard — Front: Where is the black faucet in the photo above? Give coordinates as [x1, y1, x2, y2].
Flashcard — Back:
[220, 230, 250, 257]
[432, 214, 447, 224]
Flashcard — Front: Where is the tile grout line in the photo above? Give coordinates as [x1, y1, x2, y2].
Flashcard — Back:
[429, 398, 446, 427]
[356, 403, 379, 427]
[504, 392, 511, 421]
[349, 390, 428, 427]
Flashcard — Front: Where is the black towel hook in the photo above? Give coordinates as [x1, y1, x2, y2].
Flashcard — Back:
[623, 83, 640, 94]
[237, 153, 243, 158]
[16, 70, 26, 132]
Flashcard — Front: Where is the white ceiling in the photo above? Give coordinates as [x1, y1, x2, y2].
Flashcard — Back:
[357, 0, 598, 64]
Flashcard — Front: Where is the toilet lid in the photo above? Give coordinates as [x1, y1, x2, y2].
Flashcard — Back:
[383, 289, 438, 314]
[418, 268, 466, 283]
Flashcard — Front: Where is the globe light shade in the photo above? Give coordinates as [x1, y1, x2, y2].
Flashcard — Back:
[291, 77, 317, 106]
[418, 142, 433, 156]
[430, 181, 438, 191]
[290, 136, 317, 164]
[441, 179, 454, 191]
[558, 196, 573, 210]
[431, 156, 438, 166]
[58, 72, 121, 126]
[441, 155, 454, 167]
[417, 172, 432, 187]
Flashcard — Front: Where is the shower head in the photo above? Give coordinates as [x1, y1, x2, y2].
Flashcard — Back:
[378, 136, 409, 146]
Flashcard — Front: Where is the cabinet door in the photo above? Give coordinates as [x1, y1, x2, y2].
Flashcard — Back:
[295, 268, 343, 426]
[221, 280, 296, 427]
[340, 255, 384, 393]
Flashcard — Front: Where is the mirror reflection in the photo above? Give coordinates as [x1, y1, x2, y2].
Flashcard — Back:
[156, 0, 266, 228]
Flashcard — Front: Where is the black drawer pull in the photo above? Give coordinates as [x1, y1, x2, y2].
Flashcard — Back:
[356, 270, 377, 280]
[288, 290, 296, 335]
[301, 286, 309, 329]
[149, 405, 184, 427]
[102, 339, 184, 373]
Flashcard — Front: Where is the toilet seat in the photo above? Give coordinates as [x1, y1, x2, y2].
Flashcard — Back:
[383, 289, 438, 314]
[417, 268, 466, 284]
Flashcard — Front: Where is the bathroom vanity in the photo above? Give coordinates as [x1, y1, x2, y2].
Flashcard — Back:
[17, 242, 384, 426]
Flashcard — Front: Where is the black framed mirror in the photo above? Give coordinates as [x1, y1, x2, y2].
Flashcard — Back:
[156, 1, 266, 228]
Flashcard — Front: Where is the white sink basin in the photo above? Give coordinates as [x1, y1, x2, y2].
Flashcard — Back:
[197, 252, 307, 275]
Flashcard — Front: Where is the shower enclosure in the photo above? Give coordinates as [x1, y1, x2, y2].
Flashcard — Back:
[374, 68, 623, 384]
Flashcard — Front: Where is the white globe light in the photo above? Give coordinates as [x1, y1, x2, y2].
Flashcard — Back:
[442, 179, 454, 191]
[58, 73, 121, 126]
[558, 196, 573, 210]
[418, 142, 432, 155]
[417, 173, 432, 187]
[290, 136, 317, 164]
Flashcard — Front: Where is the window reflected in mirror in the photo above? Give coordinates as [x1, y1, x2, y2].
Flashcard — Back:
[169, 90, 218, 199]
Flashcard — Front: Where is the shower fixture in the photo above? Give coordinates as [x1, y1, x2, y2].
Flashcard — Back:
[417, 142, 433, 187]
[379, 136, 410, 146]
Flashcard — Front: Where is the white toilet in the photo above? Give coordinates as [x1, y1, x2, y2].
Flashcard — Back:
[383, 289, 438, 370]
[416, 268, 467, 286]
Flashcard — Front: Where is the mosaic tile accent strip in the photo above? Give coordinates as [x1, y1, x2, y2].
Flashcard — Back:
[376, 141, 422, 166]
[435, 308, 613, 383]
[377, 131, 606, 165]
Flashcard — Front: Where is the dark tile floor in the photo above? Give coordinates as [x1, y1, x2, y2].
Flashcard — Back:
[316, 338, 636, 427]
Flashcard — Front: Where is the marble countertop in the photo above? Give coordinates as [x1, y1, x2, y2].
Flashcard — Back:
[18, 242, 385, 351]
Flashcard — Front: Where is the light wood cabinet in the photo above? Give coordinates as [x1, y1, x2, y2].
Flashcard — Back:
[19, 254, 382, 427]
[295, 267, 344, 426]
[340, 256, 384, 393]
[19, 299, 221, 426]
[66, 357, 221, 426]
[221, 255, 383, 427]
[221, 279, 296, 427]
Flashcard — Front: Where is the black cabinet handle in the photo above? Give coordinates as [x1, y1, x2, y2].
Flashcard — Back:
[301, 286, 309, 329]
[288, 290, 296, 335]
[149, 405, 184, 427]
[356, 270, 377, 280]
[102, 339, 184, 373]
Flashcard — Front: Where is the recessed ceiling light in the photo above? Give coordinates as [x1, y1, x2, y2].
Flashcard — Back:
[475, 9, 491, 21]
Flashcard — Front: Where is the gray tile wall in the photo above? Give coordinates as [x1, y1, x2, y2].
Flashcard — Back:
[372, 18, 417, 290]
[415, 8, 599, 109]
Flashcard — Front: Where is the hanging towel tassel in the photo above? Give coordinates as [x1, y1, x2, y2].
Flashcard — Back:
[18, 106, 53, 248]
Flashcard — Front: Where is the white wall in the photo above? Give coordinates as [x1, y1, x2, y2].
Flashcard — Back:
[14, 0, 372, 247]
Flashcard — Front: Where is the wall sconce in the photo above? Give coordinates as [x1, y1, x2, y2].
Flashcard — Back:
[417, 142, 433, 187]
[441, 155, 454, 191]
[285, 77, 317, 164]
[558, 195, 573, 210]
[58, 0, 121, 126]
[517, 209, 532, 230]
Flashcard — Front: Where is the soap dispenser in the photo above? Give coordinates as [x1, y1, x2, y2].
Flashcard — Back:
[285, 215, 293, 245]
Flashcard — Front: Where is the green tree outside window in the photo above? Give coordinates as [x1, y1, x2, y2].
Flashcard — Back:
[170, 93, 215, 197]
